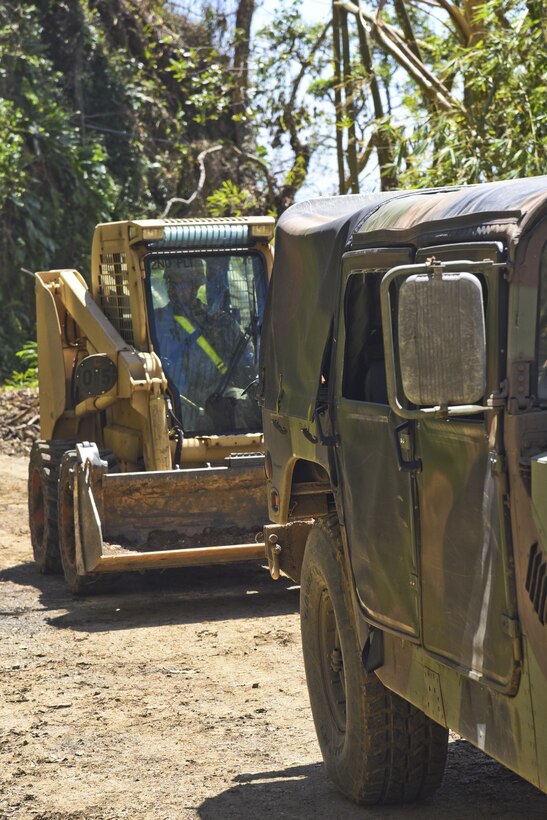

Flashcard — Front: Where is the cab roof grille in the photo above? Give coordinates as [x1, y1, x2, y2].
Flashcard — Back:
[150, 223, 250, 250]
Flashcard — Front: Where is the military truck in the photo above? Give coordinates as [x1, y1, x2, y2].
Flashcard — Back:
[259, 178, 547, 802]
[29, 216, 273, 592]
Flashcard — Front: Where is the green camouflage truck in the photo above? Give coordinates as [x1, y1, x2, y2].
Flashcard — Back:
[259, 177, 547, 803]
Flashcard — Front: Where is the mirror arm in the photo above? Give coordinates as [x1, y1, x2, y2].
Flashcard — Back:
[387, 401, 490, 421]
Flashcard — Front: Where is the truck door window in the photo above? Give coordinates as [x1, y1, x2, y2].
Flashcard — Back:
[342, 271, 387, 404]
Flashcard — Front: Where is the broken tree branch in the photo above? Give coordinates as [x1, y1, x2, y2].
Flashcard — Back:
[161, 144, 223, 217]
[338, 0, 464, 113]
[231, 145, 276, 204]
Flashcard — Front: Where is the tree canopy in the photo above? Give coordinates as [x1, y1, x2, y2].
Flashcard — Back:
[0, 0, 545, 377]
[0, 0, 264, 374]
[252, 0, 545, 194]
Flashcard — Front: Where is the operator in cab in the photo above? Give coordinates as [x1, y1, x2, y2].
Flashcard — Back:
[151, 255, 261, 435]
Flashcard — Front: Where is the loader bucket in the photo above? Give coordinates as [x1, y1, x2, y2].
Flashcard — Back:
[73, 445, 267, 575]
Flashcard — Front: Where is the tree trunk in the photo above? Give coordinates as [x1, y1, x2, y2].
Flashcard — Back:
[332, 0, 347, 193]
[232, 0, 255, 152]
[341, 7, 359, 193]
[356, 15, 397, 189]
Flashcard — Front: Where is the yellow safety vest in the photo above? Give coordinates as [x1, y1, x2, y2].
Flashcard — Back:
[174, 314, 228, 375]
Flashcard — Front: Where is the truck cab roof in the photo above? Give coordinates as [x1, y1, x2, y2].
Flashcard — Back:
[261, 177, 547, 421]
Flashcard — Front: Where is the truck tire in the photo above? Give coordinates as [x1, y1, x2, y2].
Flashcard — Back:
[300, 516, 448, 805]
[58, 449, 117, 595]
[28, 440, 74, 574]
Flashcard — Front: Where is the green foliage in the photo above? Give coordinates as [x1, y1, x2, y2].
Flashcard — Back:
[0, 0, 249, 381]
[253, 1, 331, 189]
[284, 154, 309, 190]
[4, 341, 38, 388]
[395, 1, 547, 187]
[256, 0, 545, 194]
[0, 2, 119, 376]
[206, 180, 254, 216]
[0, 0, 543, 385]
[168, 49, 232, 125]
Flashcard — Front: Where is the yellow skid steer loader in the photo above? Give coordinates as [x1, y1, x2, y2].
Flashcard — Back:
[28, 216, 274, 592]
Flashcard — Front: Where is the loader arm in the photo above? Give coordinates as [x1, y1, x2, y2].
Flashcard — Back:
[35, 268, 171, 471]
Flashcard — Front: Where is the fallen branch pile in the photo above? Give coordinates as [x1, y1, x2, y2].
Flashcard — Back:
[0, 389, 40, 457]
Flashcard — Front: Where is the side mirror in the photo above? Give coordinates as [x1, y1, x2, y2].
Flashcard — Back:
[381, 261, 489, 419]
[399, 271, 486, 405]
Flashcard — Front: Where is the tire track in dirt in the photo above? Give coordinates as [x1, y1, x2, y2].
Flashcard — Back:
[0, 455, 545, 818]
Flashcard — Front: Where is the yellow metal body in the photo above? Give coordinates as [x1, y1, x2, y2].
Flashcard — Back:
[35, 216, 274, 575]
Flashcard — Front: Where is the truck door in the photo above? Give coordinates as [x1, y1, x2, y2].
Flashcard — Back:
[412, 242, 518, 692]
[333, 248, 420, 639]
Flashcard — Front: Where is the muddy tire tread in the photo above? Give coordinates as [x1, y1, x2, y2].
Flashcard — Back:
[28, 439, 76, 574]
[58, 448, 118, 595]
[300, 515, 448, 806]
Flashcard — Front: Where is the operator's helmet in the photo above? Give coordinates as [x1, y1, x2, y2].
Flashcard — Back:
[164, 257, 207, 307]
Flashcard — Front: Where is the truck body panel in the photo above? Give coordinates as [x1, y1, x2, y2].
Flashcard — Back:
[260, 177, 547, 793]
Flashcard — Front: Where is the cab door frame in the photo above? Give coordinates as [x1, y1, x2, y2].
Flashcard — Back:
[331, 246, 421, 639]
[392, 240, 519, 693]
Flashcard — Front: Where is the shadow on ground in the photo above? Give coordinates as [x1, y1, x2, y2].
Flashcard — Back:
[198, 742, 546, 819]
[0, 559, 299, 632]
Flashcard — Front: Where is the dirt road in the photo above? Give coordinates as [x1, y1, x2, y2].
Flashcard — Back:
[0, 453, 545, 819]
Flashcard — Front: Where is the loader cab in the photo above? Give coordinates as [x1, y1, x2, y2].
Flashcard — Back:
[145, 248, 267, 436]
[30, 217, 274, 596]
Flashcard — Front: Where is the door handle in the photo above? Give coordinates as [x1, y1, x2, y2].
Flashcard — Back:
[313, 403, 340, 447]
[394, 421, 422, 472]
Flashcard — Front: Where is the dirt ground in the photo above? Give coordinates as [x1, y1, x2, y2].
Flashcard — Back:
[1, 452, 546, 819]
